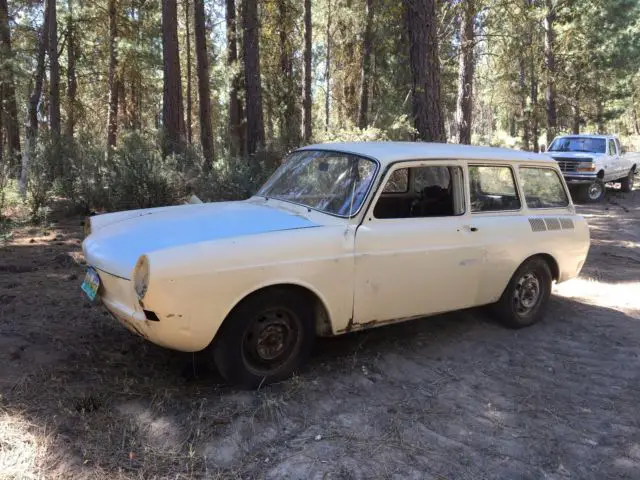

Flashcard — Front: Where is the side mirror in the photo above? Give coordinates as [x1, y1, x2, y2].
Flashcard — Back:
[540, 144, 546, 153]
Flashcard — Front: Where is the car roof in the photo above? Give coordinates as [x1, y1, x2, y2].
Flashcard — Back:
[298, 141, 555, 167]
[554, 134, 612, 139]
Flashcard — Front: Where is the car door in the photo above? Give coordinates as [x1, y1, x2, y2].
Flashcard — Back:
[608, 139, 621, 180]
[465, 164, 530, 305]
[352, 161, 484, 325]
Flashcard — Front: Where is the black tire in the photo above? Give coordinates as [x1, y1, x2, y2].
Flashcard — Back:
[493, 257, 552, 329]
[577, 179, 605, 203]
[212, 288, 315, 389]
[620, 168, 635, 193]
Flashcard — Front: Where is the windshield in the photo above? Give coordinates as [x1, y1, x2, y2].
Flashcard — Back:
[257, 150, 378, 217]
[548, 137, 606, 154]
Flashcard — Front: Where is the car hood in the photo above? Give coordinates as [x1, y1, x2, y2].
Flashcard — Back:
[83, 201, 319, 279]
[548, 151, 602, 161]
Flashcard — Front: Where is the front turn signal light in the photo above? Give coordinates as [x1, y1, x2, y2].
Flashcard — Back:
[577, 164, 596, 172]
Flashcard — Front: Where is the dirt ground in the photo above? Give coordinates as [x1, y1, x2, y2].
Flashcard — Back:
[1, 187, 640, 480]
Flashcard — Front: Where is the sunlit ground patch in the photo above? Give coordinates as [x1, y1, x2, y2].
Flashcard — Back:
[0, 410, 51, 478]
[554, 278, 640, 312]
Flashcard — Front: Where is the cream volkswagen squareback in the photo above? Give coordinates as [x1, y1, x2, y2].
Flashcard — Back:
[82, 142, 590, 388]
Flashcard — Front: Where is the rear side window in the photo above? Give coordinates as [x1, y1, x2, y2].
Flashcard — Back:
[519, 167, 569, 209]
[469, 165, 521, 212]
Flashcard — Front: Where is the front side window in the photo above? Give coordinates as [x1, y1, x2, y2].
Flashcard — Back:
[374, 165, 464, 219]
[382, 168, 409, 193]
[608, 140, 617, 156]
[257, 150, 377, 216]
[469, 165, 521, 212]
[519, 167, 569, 209]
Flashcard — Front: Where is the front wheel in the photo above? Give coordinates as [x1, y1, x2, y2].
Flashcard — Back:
[212, 288, 315, 389]
[578, 179, 605, 203]
[620, 168, 635, 193]
[493, 257, 552, 329]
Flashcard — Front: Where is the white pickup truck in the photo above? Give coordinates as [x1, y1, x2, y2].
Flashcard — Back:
[547, 134, 639, 202]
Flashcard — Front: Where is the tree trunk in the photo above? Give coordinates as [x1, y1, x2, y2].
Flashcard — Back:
[277, 0, 300, 150]
[0, 0, 21, 174]
[20, 8, 49, 197]
[162, 0, 186, 156]
[357, 0, 374, 129]
[596, 97, 605, 133]
[406, 0, 445, 142]
[544, 0, 557, 145]
[106, 0, 118, 161]
[325, 0, 331, 130]
[65, 0, 77, 140]
[572, 98, 581, 135]
[0, 84, 3, 165]
[530, 56, 539, 153]
[302, 0, 312, 142]
[226, 0, 244, 156]
[0, 92, 3, 165]
[455, 10, 473, 142]
[632, 93, 640, 136]
[242, 0, 265, 155]
[48, 0, 61, 141]
[519, 57, 530, 151]
[455, 0, 475, 145]
[184, 0, 193, 144]
[194, 0, 214, 169]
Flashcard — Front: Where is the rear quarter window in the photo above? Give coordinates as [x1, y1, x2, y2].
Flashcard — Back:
[519, 167, 569, 209]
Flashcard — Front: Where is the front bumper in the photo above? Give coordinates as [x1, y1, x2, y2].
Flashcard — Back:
[563, 173, 598, 185]
[95, 269, 201, 352]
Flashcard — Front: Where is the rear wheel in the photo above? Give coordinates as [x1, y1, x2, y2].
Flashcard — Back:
[212, 288, 315, 389]
[578, 179, 605, 203]
[620, 168, 635, 193]
[493, 257, 552, 329]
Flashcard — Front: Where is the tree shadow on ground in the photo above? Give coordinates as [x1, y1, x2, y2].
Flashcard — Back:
[3, 288, 640, 479]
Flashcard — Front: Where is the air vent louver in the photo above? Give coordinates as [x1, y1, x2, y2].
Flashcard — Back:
[544, 217, 562, 231]
[529, 218, 547, 232]
[559, 218, 574, 230]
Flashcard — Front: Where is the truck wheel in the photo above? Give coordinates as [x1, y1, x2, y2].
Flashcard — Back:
[492, 257, 552, 329]
[620, 168, 635, 193]
[578, 179, 605, 203]
[212, 288, 315, 389]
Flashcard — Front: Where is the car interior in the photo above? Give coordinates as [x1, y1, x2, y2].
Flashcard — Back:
[373, 166, 462, 218]
[468, 165, 521, 212]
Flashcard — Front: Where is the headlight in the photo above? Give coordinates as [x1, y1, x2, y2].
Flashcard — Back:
[577, 163, 596, 172]
[83, 216, 92, 237]
[133, 255, 150, 300]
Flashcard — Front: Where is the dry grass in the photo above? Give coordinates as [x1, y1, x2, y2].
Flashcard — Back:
[0, 410, 54, 479]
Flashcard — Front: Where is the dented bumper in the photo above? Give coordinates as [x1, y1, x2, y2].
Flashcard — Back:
[96, 269, 203, 352]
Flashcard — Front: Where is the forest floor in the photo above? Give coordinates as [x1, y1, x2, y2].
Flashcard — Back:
[1, 187, 640, 479]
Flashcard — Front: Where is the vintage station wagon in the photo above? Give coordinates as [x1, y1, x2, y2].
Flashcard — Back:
[82, 142, 590, 388]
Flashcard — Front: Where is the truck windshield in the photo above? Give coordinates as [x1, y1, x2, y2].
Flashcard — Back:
[257, 150, 378, 217]
[548, 137, 606, 154]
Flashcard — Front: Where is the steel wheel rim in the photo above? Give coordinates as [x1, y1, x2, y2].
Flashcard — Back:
[242, 307, 300, 374]
[588, 182, 603, 200]
[513, 272, 541, 316]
